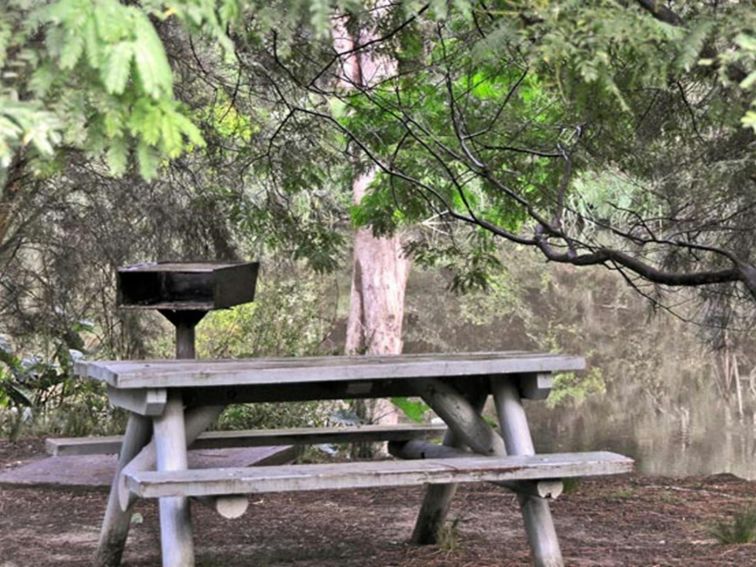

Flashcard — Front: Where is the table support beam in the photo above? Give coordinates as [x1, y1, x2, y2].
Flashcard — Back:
[492, 377, 563, 567]
[413, 379, 504, 456]
[411, 384, 490, 544]
[94, 414, 151, 567]
[119, 405, 224, 511]
[154, 392, 194, 567]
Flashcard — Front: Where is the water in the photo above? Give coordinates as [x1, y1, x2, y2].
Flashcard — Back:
[526, 385, 756, 480]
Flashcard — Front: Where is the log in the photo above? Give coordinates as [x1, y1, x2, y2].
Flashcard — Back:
[413, 379, 505, 456]
[410, 387, 489, 545]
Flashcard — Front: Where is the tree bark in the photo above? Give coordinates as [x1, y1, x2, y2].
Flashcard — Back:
[335, 5, 410, 429]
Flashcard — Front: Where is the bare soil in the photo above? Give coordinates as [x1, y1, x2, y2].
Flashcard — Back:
[1, 439, 755, 566]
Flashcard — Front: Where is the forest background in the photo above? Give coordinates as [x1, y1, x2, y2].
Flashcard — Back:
[0, 0, 754, 477]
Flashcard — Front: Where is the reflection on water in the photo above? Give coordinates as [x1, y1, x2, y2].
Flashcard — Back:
[526, 385, 756, 480]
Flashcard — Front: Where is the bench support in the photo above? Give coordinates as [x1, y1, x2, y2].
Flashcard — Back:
[94, 414, 151, 567]
[492, 377, 563, 567]
[410, 385, 488, 544]
[119, 404, 225, 511]
[154, 392, 195, 567]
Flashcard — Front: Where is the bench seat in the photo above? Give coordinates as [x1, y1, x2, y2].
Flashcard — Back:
[125, 451, 633, 499]
[46, 424, 447, 456]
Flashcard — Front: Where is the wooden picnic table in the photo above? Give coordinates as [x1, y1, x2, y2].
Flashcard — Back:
[74, 351, 633, 567]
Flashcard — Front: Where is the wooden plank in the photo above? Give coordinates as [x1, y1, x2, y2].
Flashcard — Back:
[126, 451, 633, 499]
[107, 387, 166, 415]
[389, 440, 563, 499]
[75, 352, 585, 389]
[47, 424, 447, 456]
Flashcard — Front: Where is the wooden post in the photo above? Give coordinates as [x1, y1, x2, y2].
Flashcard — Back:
[94, 414, 151, 567]
[153, 309, 206, 567]
[154, 392, 195, 567]
[491, 377, 563, 567]
[413, 379, 504, 455]
[118, 405, 224, 511]
[410, 386, 489, 544]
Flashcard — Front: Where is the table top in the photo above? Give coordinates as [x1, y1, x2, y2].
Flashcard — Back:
[75, 351, 584, 390]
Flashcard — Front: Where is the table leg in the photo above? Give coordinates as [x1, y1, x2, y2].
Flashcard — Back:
[411, 385, 488, 544]
[153, 392, 195, 567]
[118, 405, 225, 512]
[95, 413, 151, 567]
[491, 377, 563, 567]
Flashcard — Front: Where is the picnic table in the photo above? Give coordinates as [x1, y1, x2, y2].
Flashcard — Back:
[74, 351, 633, 567]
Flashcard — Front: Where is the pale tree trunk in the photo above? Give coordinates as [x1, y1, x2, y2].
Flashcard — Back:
[334, 6, 410, 430]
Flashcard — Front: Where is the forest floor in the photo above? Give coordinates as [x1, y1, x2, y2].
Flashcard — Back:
[1, 439, 755, 566]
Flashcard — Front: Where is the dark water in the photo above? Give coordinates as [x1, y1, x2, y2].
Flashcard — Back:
[526, 387, 756, 480]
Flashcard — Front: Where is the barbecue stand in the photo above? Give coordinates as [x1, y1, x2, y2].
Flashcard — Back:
[117, 261, 259, 359]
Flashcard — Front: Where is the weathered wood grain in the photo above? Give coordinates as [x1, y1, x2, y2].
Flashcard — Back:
[47, 424, 447, 456]
[119, 405, 225, 511]
[94, 414, 151, 567]
[389, 440, 563, 499]
[414, 379, 506, 456]
[75, 352, 585, 389]
[153, 392, 195, 567]
[106, 387, 166, 416]
[125, 452, 633, 499]
[410, 388, 488, 545]
[492, 377, 564, 567]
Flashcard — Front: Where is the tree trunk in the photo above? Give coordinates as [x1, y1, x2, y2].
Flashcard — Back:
[335, 6, 410, 432]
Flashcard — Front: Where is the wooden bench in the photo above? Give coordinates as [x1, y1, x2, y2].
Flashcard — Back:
[75, 352, 633, 567]
[125, 451, 631, 498]
[46, 423, 447, 456]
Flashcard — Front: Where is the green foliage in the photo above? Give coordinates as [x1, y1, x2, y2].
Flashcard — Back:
[215, 400, 330, 430]
[391, 396, 430, 422]
[194, 269, 335, 358]
[710, 508, 756, 544]
[547, 368, 606, 408]
[0, 321, 125, 440]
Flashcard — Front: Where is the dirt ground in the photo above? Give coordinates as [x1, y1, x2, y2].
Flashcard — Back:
[1, 439, 755, 566]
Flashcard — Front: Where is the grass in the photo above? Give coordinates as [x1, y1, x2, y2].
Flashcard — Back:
[438, 516, 462, 552]
[710, 507, 756, 544]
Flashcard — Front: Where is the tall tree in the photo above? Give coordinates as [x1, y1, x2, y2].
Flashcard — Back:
[334, 5, 409, 428]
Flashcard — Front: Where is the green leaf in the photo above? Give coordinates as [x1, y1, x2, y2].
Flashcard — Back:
[136, 141, 159, 179]
[172, 111, 205, 147]
[102, 42, 134, 95]
[59, 31, 84, 70]
[391, 397, 430, 423]
[106, 137, 128, 176]
[133, 14, 173, 98]
[160, 112, 182, 157]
